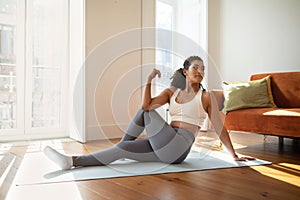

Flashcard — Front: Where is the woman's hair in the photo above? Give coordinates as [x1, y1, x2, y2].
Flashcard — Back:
[170, 56, 205, 91]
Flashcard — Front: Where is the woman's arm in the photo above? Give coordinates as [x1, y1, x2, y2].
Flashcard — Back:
[141, 68, 172, 111]
[203, 92, 255, 161]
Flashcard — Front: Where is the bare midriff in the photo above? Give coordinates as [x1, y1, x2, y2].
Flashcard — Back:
[170, 121, 200, 136]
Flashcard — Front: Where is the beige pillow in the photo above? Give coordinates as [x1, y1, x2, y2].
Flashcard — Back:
[222, 76, 276, 114]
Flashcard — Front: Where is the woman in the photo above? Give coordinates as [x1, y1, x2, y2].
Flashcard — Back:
[44, 56, 254, 170]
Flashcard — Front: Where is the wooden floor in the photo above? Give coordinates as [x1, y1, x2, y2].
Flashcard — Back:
[1, 132, 300, 200]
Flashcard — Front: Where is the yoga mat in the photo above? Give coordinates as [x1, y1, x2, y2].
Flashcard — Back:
[15, 150, 271, 186]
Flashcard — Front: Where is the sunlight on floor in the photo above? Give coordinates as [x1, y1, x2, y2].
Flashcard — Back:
[26, 140, 65, 153]
[0, 153, 16, 188]
[0, 143, 12, 154]
[280, 163, 300, 171]
[5, 182, 85, 200]
[0, 138, 73, 153]
[193, 135, 248, 152]
[251, 163, 300, 187]
[3, 139, 84, 200]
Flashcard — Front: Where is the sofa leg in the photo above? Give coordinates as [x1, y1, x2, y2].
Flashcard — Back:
[263, 135, 268, 143]
[279, 136, 284, 145]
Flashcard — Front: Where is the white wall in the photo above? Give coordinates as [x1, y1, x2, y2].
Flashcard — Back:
[208, 0, 300, 88]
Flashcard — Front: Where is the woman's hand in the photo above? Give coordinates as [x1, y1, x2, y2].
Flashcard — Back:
[142, 68, 169, 110]
[147, 68, 161, 82]
[233, 154, 256, 161]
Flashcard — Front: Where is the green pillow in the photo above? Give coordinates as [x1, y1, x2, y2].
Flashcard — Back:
[222, 76, 276, 114]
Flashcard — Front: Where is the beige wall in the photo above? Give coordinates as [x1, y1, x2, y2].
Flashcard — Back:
[84, 0, 156, 141]
[85, 0, 143, 140]
[208, 0, 300, 88]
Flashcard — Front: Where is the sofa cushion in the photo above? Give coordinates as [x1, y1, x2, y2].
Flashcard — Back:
[251, 72, 300, 108]
[222, 76, 276, 113]
[224, 108, 300, 137]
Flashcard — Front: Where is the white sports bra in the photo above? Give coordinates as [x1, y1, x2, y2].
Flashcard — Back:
[169, 89, 207, 127]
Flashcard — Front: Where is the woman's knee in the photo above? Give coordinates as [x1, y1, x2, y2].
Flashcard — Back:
[141, 109, 156, 115]
[143, 109, 162, 123]
[137, 109, 158, 122]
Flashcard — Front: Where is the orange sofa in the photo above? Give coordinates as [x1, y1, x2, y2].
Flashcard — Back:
[213, 72, 300, 141]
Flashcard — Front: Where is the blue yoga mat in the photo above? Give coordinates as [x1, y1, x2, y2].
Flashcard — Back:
[15, 149, 271, 186]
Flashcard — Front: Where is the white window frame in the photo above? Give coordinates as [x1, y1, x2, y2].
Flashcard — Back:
[0, 0, 70, 141]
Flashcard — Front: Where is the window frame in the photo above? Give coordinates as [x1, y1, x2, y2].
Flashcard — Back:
[0, 0, 70, 140]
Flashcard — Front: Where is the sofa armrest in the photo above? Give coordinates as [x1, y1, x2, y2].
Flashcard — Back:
[211, 90, 225, 111]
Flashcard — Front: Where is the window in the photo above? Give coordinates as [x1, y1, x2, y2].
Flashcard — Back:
[0, 0, 69, 139]
[155, 0, 208, 93]
[156, 1, 173, 70]
[155, 0, 207, 121]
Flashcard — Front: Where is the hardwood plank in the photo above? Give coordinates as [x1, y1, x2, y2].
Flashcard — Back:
[107, 175, 219, 200]
[77, 179, 155, 200]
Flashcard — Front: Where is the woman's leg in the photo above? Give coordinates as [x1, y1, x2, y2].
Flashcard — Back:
[44, 109, 154, 169]
[120, 109, 195, 164]
[120, 109, 146, 141]
[74, 109, 195, 167]
[143, 110, 195, 164]
[44, 140, 160, 169]
[74, 140, 160, 167]
[44, 109, 194, 169]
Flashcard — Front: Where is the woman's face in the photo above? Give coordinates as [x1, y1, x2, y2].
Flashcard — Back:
[184, 60, 205, 84]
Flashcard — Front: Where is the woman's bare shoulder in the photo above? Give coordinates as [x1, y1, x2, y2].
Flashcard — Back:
[201, 90, 210, 99]
[163, 87, 177, 97]
[168, 86, 178, 93]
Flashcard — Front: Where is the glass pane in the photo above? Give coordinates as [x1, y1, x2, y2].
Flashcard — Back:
[156, 1, 173, 94]
[28, 0, 68, 128]
[156, 1, 173, 68]
[0, 0, 17, 129]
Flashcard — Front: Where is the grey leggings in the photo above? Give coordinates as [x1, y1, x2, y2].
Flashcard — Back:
[74, 109, 195, 167]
